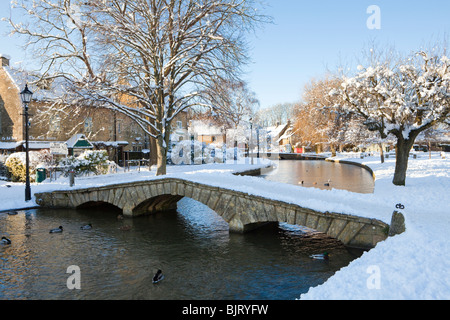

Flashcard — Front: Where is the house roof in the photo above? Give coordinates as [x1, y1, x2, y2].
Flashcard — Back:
[2, 64, 68, 102]
[277, 127, 294, 143]
[0, 142, 21, 150]
[189, 120, 223, 135]
[267, 124, 288, 139]
[65, 134, 93, 149]
[0, 141, 55, 150]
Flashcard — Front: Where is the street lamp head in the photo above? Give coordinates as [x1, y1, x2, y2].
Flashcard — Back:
[20, 84, 33, 104]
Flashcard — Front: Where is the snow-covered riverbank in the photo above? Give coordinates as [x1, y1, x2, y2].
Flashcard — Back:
[299, 152, 450, 300]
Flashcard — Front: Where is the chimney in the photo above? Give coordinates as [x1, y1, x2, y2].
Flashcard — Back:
[1, 54, 10, 67]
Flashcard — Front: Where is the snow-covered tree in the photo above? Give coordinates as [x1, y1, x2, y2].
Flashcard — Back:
[7, 0, 267, 175]
[333, 51, 450, 185]
[254, 102, 295, 127]
[200, 78, 259, 129]
[293, 77, 357, 156]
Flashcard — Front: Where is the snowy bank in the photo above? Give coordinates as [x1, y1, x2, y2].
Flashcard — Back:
[299, 152, 450, 300]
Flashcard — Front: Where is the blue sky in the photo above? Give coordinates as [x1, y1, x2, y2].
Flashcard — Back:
[1, 0, 450, 109]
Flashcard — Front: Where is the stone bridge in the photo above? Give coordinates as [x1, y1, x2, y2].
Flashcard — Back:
[34, 178, 390, 249]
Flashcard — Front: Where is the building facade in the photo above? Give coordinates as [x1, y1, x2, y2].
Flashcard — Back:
[0, 54, 188, 165]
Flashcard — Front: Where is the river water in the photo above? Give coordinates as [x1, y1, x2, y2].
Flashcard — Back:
[262, 160, 375, 194]
[0, 161, 372, 300]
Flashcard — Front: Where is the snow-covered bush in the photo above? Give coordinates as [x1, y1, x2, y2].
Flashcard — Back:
[5, 150, 52, 182]
[59, 150, 115, 176]
[169, 140, 242, 165]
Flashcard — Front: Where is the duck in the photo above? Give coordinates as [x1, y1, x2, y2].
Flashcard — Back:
[324, 179, 331, 187]
[152, 270, 164, 284]
[49, 226, 63, 233]
[310, 252, 329, 260]
[80, 223, 92, 230]
[1, 236, 11, 245]
[119, 225, 132, 231]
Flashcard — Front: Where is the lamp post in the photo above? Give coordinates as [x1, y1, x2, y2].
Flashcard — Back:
[20, 84, 33, 201]
[249, 118, 253, 165]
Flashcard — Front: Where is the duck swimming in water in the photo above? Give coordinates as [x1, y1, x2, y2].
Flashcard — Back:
[310, 252, 329, 260]
[1, 237, 11, 245]
[152, 270, 164, 284]
[49, 226, 63, 233]
[80, 224, 92, 230]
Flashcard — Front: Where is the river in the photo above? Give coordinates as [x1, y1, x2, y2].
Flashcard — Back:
[0, 160, 370, 300]
[261, 160, 375, 194]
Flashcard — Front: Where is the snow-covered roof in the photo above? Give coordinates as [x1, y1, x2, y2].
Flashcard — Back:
[189, 120, 223, 135]
[2, 64, 68, 102]
[65, 134, 93, 149]
[277, 127, 294, 143]
[92, 141, 129, 147]
[267, 124, 287, 138]
[0, 142, 21, 150]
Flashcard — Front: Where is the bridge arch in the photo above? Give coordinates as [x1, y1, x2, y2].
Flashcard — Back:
[34, 178, 389, 249]
[77, 201, 122, 212]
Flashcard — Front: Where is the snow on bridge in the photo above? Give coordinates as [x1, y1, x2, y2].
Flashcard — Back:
[35, 171, 390, 249]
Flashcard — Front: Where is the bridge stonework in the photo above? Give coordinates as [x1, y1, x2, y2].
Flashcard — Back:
[35, 178, 389, 249]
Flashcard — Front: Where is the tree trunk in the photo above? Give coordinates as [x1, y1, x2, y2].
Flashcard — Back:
[330, 144, 337, 157]
[156, 139, 167, 176]
[155, 125, 172, 176]
[428, 140, 432, 159]
[392, 135, 416, 186]
[149, 137, 158, 166]
[379, 142, 384, 163]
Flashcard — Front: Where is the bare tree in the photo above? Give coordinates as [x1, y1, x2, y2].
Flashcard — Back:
[254, 102, 295, 127]
[8, 0, 268, 175]
[201, 78, 259, 129]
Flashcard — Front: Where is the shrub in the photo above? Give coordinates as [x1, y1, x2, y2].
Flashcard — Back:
[59, 150, 115, 176]
[5, 150, 52, 182]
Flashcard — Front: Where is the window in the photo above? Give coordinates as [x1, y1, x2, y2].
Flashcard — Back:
[84, 117, 93, 133]
[177, 121, 183, 129]
[49, 115, 61, 132]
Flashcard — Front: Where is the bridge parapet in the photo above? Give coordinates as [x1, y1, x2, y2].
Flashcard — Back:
[35, 178, 389, 249]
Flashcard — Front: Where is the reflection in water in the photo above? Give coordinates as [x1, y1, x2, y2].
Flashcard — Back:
[262, 160, 374, 194]
[0, 198, 364, 300]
